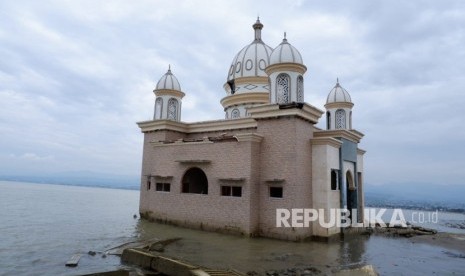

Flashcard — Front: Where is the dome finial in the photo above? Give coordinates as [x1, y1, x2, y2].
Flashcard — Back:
[168, 64, 171, 73]
[253, 17, 263, 42]
[336, 77, 339, 85]
[283, 32, 288, 43]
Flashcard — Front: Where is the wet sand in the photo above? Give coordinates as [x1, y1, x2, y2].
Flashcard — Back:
[410, 232, 465, 254]
[133, 220, 465, 275]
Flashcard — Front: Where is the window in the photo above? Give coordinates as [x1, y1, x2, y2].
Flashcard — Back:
[231, 109, 240, 119]
[331, 170, 339, 190]
[182, 167, 208, 194]
[349, 111, 352, 129]
[326, 111, 331, 130]
[156, 183, 170, 192]
[276, 73, 290, 104]
[167, 98, 178, 120]
[269, 187, 283, 198]
[221, 186, 242, 197]
[297, 75, 304, 102]
[154, 98, 163, 120]
[335, 109, 346, 129]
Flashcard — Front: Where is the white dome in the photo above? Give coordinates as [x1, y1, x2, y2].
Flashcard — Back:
[269, 36, 303, 65]
[227, 18, 273, 81]
[326, 79, 352, 104]
[155, 67, 181, 91]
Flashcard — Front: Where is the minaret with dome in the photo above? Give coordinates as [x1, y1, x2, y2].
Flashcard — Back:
[153, 66, 185, 122]
[138, 19, 366, 241]
[267, 33, 307, 104]
[325, 79, 353, 130]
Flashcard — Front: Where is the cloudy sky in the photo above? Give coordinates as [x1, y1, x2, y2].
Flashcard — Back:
[1, 0, 464, 187]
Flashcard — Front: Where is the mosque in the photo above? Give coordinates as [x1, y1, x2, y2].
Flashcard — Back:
[137, 18, 366, 240]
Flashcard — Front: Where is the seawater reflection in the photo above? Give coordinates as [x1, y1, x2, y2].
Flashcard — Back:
[135, 219, 368, 274]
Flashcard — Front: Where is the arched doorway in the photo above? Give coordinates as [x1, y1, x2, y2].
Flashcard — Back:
[182, 167, 208, 194]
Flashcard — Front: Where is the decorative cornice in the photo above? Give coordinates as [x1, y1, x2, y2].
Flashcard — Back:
[137, 119, 187, 133]
[234, 133, 264, 143]
[154, 89, 185, 99]
[220, 92, 269, 108]
[137, 118, 258, 134]
[351, 129, 365, 138]
[189, 118, 257, 133]
[233, 76, 269, 85]
[247, 103, 323, 124]
[324, 102, 354, 109]
[151, 139, 213, 147]
[313, 129, 364, 143]
[310, 137, 343, 148]
[357, 148, 367, 155]
[265, 62, 307, 75]
[137, 120, 187, 132]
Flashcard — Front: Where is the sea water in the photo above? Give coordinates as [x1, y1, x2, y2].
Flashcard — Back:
[0, 181, 140, 275]
[1, 180, 465, 275]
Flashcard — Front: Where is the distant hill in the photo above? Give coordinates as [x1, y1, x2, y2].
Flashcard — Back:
[365, 183, 465, 212]
[0, 171, 140, 190]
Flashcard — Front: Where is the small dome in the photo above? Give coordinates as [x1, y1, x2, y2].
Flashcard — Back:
[269, 34, 303, 65]
[326, 79, 352, 104]
[227, 18, 273, 81]
[155, 66, 181, 91]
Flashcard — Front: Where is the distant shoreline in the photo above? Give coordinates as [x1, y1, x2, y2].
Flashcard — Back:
[0, 179, 140, 191]
[2, 179, 464, 214]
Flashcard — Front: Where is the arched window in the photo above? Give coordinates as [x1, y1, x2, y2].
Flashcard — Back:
[167, 98, 178, 120]
[326, 111, 331, 130]
[335, 109, 346, 129]
[154, 98, 163, 120]
[231, 109, 240, 119]
[182, 167, 208, 194]
[276, 73, 290, 104]
[346, 170, 356, 219]
[346, 170, 355, 190]
[297, 75, 304, 103]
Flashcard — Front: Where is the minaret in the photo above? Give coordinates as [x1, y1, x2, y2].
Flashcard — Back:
[153, 66, 185, 121]
[324, 79, 353, 130]
[266, 33, 307, 104]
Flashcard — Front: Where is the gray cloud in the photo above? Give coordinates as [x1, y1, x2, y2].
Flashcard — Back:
[0, 0, 464, 187]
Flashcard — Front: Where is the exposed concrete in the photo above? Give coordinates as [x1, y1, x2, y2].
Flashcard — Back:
[368, 224, 437, 238]
[333, 265, 378, 276]
[121, 248, 245, 276]
[79, 270, 130, 276]
[65, 254, 81, 267]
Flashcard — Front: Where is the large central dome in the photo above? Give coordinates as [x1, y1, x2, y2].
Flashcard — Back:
[221, 18, 273, 120]
[226, 18, 273, 85]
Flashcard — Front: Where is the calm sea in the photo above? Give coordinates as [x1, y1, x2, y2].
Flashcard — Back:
[1, 180, 465, 275]
[0, 181, 140, 275]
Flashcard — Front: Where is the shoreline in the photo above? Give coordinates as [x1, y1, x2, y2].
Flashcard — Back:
[410, 232, 465, 254]
[91, 224, 465, 276]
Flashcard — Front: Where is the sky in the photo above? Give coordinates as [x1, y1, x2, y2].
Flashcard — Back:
[0, 0, 464, 187]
